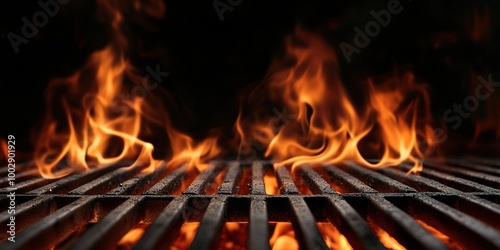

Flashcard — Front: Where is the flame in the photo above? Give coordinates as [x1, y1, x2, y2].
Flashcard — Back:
[116, 223, 148, 249]
[416, 220, 463, 250]
[34, 37, 159, 178]
[264, 172, 279, 195]
[369, 223, 405, 250]
[270, 223, 299, 250]
[218, 222, 248, 249]
[171, 222, 199, 250]
[236, 27, 435, 172]
[317, 223, 353, 250]
[166, 130, 221, 172]
[33, 0, 220, 178]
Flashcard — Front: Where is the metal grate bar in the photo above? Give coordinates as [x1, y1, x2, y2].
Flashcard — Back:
[324, 165, 377, 193]
[27, 164, 123, 195]
[218, 162, 242, 194]
[0, 169, 38, 188]
[288, 196, 329, 250]
[325, 196, 385, 250]
[144, 164, 187, 195]
[466, 157, 500, 168]
[68, 165, 146, 195]
[133, 196, 188, 250]
[183, 164, 221, 195]
[0, 176, 55, 194]
[447, 195, 500, 231]
[367, 196, 449, 250]
[107, 162, 168, 195]
[0, 196, 54, 241]
[248, 196, 270, 250]
[412, 195, 500, 249]
[0, 161, 33, 178]
[446, 158, 500, 176]
[250, 162, 266, 195]
[342, 162, 417, 193]
[13, 196, 97, 250]
[424, 160, 500, 189]
[377, 167, 457, 193]
[189, 196, 228, 250]
[2, 157, 500, 249]
[298, 165, 336, 194]
[69, 196, 146, 250]
[275, 166, 299, 194]
[399, 163, 499, 193]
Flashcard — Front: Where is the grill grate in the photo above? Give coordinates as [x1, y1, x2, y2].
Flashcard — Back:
[1, 158, 500, 250]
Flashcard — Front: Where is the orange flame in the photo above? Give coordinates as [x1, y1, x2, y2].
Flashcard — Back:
[270, 223, 299, 250]
[33, 0, 220, 178]
[166, 130, 221, 172]
[116, 223, 148, 249]
[236, 27, 435, 172]
[370, 224, 406, 250]
[171, 222, 199, 250]
[317, 223, 353, 250]
[416, 220, 463, 250]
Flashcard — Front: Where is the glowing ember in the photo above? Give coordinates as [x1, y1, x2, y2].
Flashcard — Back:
[116, 223, 148, 249]
[264, 172, 279, 195]
[317, 222, 353, 250]
[367, 220, 406, 250]
[269, 223, 299, 250]
[236, 27, 435, 172]
[416, 220, 463, 250]
[218, 223, 248, 249]
[171, 222, 199, 250]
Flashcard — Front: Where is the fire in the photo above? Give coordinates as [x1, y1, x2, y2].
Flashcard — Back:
[236, 27, 435, 172]
[166, 130, 221, 172]
[367, 220, 405, 250]
[270, 223, 299, 250]
[33, 0, 220, 178]
[218, 222, 248, 249]
[317, 223, 353, 250]
[116, 223, 148, 249]
[171, 222, 199, 250]
[416, 220, 463, 250]
[264, 172, 279, 195]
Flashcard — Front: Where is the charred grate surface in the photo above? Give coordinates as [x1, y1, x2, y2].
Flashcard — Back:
[0, 158, 499, 249]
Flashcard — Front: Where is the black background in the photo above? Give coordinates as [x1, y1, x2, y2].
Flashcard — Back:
[0, 0, 499, 153]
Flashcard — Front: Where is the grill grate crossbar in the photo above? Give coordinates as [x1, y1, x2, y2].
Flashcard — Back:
[1, 158, 500, 249]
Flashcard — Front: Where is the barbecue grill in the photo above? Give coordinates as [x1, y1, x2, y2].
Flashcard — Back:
[1, 158, 500, 250]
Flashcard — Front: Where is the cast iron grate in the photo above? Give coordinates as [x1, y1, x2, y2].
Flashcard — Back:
[1, 158, 500, 250]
